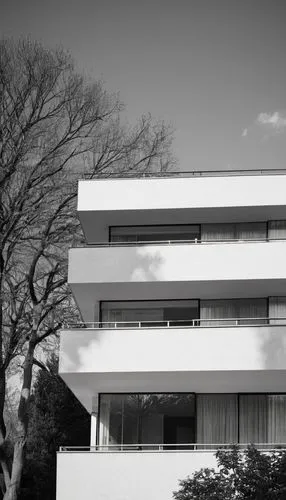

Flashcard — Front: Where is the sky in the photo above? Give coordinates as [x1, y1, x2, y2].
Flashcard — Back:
[1, 0, 286, 172]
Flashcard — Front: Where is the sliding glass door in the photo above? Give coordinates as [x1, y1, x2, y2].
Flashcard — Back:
[110, 225, 200, 243]
[99, 393, 195, 449]
[100, 300, 199, 327]
[200, 298, 268, 326]
[99, 393, 286, 448]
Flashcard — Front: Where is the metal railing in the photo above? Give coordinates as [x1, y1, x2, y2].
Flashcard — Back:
[59, 443, 286, 453]
[80, 168, 286, 180]
[72, 237, 286, 248]
[65, 317, 286, 330]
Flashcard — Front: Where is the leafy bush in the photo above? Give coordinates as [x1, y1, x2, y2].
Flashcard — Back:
[173, 445, 286, 500]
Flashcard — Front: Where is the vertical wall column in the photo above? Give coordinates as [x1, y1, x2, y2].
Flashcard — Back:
[90, 395, 99, 447]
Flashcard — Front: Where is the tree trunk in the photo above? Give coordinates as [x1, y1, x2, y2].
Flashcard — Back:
[3, 440, 24, 500]
[4, 329, 37, 500]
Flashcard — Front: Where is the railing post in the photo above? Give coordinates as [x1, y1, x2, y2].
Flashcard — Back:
[139, 321, 141, 328]
[167, 321, 170, 328]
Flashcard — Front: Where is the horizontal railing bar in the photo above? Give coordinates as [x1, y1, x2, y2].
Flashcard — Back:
[71, 237, 286, 248]
[77, 168, 286, 181]
[63, 317, 286, 330]
[59, 442, 286, 452]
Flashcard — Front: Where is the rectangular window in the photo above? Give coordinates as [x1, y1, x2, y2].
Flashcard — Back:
[268, 220, 286, 240]
[109, 225, 200, 243]
[269, 297, 286, 324]
[201, 222, 267, 242]
[98, 393, 286, 449]
[100, 300, 199, 327]
[196, 394, 238, 448]
[99, 393, 195, 449]
[200, 298, 268, 326]
[239, 394, 286, 445]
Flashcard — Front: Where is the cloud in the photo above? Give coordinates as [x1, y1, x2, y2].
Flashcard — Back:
[256, 111, 286, 131]
[242, 128, 248, 137]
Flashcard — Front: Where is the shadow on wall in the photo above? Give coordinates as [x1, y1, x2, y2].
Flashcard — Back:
[60, 330, 100, 372]
[260, 325, 286, 370]
[129, 246, 164, 281]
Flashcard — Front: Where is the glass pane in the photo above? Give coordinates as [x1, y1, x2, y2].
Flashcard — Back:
[269, 297, 286, 324]
[268, 220, 286, 240]
[235, 222, 266, 240]
[201, 223, 235, 241]
[200, 298, 267, 326]
[99, 393, 195, 449]
[110, 225, 200, 243]
[268, 395, 286, 444]
[239, 395, 268, 444]
[196, 394, 238, 449]
[101, 300, 199, 327]
[201, 222, 267, 242]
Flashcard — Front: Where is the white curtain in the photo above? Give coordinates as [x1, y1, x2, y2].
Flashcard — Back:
[196, 394, 238, 448]
[268, 395, 286, 444]
[200, 300, 236, 326]
[269, 297, 286, 324]
[201, 224, 235, 241]
[201, 222, 266, 242]
[268, 220, 286, 240]
[239, 395, 268, 444]
[236, 298, 267, 325]
[235, 222, 266, 240]
[200, 299, 267, 326]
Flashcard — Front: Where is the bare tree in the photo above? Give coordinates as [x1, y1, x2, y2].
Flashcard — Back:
[0, 37, 175, 499]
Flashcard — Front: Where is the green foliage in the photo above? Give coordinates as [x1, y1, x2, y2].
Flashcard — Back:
[173, 445, 286, 500]
[20, 355, 90, 500]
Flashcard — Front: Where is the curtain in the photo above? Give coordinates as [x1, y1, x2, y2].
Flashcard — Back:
[268, 220, 286, 240]
[201, 222, 266, 242]
[236, 222, 266, 240]
[201, 223, 235, 242]
[269, 297, 286, 324]
[268, 395, 286, 444]
[239, 395, 268, 444]
[237, 298, 267, 325]
[196, 394, 238, 448]
[200, 299, 267, 326]
[200, 300, 236, 326]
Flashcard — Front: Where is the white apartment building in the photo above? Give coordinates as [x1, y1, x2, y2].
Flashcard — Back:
[57, 170, 286, 500]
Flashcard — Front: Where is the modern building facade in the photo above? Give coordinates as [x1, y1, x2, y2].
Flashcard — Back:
[57, 171, 286, 500]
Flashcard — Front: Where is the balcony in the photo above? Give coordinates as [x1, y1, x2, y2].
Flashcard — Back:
[59, 320, 286, 411]
[57, 441, 286, 500]
[57, 446, 217, 500]
[68, 240, 286, 320]
[77, 171, 286, 242]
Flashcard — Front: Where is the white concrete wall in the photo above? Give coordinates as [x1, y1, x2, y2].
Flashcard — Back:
[77, 176, 286, 242]
[68, 241, 286, 319]
[59, 325, 286, 376]
[69, 241, 286, 285]
[78, 176, 286, 212]
[57, 451, 217, 500]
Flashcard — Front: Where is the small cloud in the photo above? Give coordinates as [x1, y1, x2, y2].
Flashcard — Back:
[242, 128, 248, 137]
[256, 111, 286, 131]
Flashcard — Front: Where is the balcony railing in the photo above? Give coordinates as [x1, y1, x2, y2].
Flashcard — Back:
[59, 443, 286, 453]
[79, 168, 286, 180]
[64, 317, 286, 329]
[72, 237, 286, 248]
